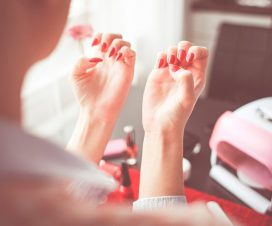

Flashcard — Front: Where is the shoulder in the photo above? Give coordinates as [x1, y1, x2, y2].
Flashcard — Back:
[0, 118, 117, 194]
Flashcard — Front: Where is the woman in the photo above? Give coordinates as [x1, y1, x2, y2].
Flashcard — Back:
[0, 1, 226, 225]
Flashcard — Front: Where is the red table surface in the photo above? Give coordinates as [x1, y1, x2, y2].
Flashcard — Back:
[107, 168, 272, 226]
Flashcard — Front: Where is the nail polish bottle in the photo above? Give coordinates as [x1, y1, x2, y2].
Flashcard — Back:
[99, 160, 121, 181]
[118, 162, 134, 201]
[123, 126, 137, 166]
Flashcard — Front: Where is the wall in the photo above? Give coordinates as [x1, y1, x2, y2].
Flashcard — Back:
[186, 10, 272, 96]
[22, 0, 188, 153]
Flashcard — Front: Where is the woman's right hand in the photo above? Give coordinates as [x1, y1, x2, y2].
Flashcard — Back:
[67, 33, 135, 163]
[70, 33, 135, 123]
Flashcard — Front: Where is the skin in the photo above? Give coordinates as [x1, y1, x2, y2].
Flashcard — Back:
[140, 42, 209, 197]
[0, 1, 230, 225]
[67, 33, 136, 164]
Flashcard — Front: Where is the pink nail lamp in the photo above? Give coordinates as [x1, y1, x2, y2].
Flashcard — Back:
[210, 98, 272, 191]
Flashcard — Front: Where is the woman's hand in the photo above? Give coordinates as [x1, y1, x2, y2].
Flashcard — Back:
[67, 33, 135, 163]
[143, 41, 208, 133]
[140, 41, 208, 198]
[71, 33, 136, 122]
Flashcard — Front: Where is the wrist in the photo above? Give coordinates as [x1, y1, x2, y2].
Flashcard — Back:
[139, 131, 184, 198]
[143, 120, 186, 138]
[67, 110, 116, 164]
[143, 129, 184, 156]
[79, 108, 117, 126]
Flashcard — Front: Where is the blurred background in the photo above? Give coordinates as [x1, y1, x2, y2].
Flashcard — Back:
[22, 0, 272, 151]
[20, 0, 272, 217]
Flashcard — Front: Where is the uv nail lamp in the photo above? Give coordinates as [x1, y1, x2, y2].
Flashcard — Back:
[209, 97, 272, 214]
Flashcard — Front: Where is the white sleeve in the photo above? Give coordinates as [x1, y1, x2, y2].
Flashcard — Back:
[133, 196, 187, 211]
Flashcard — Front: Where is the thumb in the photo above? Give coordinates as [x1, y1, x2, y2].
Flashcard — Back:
[72, 57, 103, 78]
[173, 68, 195, 100]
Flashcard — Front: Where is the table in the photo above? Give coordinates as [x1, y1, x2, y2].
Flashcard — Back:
[184, 98, 244, 204]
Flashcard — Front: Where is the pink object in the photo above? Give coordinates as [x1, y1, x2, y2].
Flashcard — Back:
[100, 161, 121, 181]
[209, 111, 272, 191]
[104, 139, 127, 157]
[68, 24, 93, 41]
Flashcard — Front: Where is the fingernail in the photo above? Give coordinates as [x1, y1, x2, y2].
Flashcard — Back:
[178, 49, 186, 62]
[158, 58, 164, 68]
[91, 38, 99, 46]
[170, 65, 180, 72]
[168, 54, 176, 64]
[187, 53, 195, 63]
[101, 42, 107, 51]
[108, 47, 116, 58]
[89, 57, 103, 63]
[116, 52, 123, 61]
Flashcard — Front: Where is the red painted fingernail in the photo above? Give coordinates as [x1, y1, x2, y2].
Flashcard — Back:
[101, 42, 107, 51]
[108, 47, 116, 57]
[187, 53, 195, 63]
[178, 49, 186, 62]
[116, 52, 123, 61]
[89, 57, 103, 63]
[158, 58, 164, 68]
[91, 38, 99, 46]
[170, 65, 180, 72]
[168, 54, 176, 64]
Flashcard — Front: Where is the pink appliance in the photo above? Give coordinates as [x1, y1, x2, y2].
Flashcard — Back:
[209, 97, 272, 214]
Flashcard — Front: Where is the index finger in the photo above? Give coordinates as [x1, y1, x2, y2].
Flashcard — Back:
[100, 33, 123, 52]
[187, 46, 209, 61]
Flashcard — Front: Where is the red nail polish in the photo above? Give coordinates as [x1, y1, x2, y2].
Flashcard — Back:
[118, 162, 134, 201]
[91, 38, 99, 46]
[178, 49, 186, 62]
[158, 58, 164, 68]
[101, 42, 107, 51]
[108, 47, 116, 57]
[168, 54, 176, 64]
[116, 52, 123, 61]
[187, 53, 195, 63]
[89, 57, 103, 63]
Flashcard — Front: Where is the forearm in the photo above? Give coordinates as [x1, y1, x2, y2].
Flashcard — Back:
[139, 130, 184, 198]
[67, 111, 115, 164]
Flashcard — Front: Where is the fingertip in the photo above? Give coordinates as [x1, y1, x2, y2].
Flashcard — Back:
[187, 46, 209, 61]
[89, 57, 103, 63]
[170, 64, 181, 73]
[118, 46, 136, 59]
[116, 52, 123, 61]
[177, 41, 192, 50]
[157, 58, 165, 69]
[100, 33, 124, 52]
[155, 52, 167, 69]
[102, 42, 108, 52]
[177, 49, 187, 62]
[91, 33, 102, 46]
[186, 52, 195, 64]
[91, 38, 99, 46]
[73, 57, 102, 77]
[166, 46, 178, 65]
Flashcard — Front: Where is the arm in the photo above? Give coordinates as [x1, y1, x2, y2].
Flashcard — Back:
[67, 113, 115, 164]
[136, 41, 208, 208]
[66, 33, 135, 164]
[140, 131, 184, 198]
